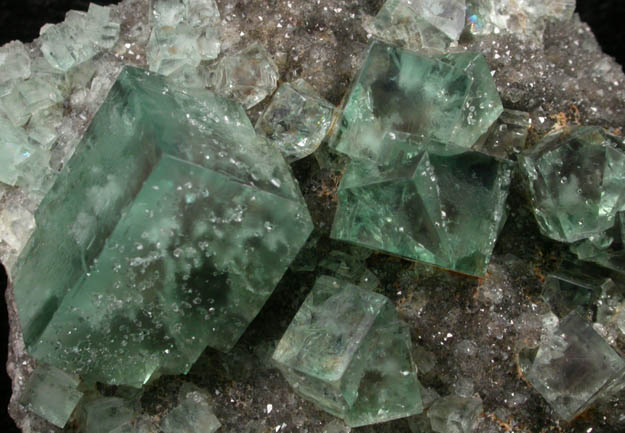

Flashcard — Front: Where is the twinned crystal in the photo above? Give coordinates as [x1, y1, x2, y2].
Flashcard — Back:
[12, 66, 312, 387]
[526, 312, 625, 421]
[331, 136, 513, 276]
[273, 276, 422, 427]
[255, 79, 335, 162]
[520, 126, 625, 244]
[19, 363, 83, 428]
[332, 41, 502, 163]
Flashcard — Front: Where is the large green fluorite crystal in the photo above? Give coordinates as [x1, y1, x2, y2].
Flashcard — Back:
[12, 66, 312, 387]
[273, 275, 422, 427]
[331, 135, 513, 276]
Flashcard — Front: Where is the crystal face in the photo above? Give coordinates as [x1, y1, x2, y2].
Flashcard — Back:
[331, 41, 503, 164]
[427, 396, 483, 433]
[83, 397, 136, 433]
[519, 126, 625, 244]
[526, 312, 625, 421]
[161, 384, 221, 433]
[210, 42, 279, 109]
[273, 276, 422, 427]
[255, 79, 335, 162]
[12, 66, 313, 387]
[19, 364, 83, 428]
[331, 137, 513, 277]
[366, 0, 467, 51]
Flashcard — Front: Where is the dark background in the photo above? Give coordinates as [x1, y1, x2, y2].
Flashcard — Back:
[0, 1, 624, 432]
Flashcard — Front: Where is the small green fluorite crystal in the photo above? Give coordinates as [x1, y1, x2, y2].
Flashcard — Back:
[331, 136, 513, 276]
[526, 312, 625, 421]
[83, 397, 136, 433]
[519, 126, 625, 244]
[331, 41, 502, 164]
[12, 66, 312, 387]
[427, 396, 483, 433]
[273, 275, 422, 427]
[19, 364, 83, 428]
[160, 384, 221, 433]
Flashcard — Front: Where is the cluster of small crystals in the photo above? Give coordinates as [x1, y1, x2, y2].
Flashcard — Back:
[4, 0, 625, 433]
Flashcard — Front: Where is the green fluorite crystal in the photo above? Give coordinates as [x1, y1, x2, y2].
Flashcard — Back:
[12, 66, 312, 387]
[0, 116, 49, 187]
[526, 312, 625, 421]
[161, 384, 221, 433]
[19, 364, 83, 428]
[331, 41, 502, 164]
[255, 79, 335, 162]
[83, 397, 136, 433]
[520, 126, 625, 244]
[427, 396, 483, 433]
[273, 275, 422, 427]
[331, 136, 513, 276]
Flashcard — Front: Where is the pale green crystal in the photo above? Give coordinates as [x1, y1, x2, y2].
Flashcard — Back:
[427, 396, 483, 433]
[255, 79, 335, 162]
[526, 312, 625, 421]
[0, 75, 63, 127]
[20, 364, 83, 428]
[210, 43, 279, 109]
[0, 41, 31, 84]
[83, 397, 136, 433]
[273, 275, 422, 427]
[161, 384, 221, 433]
[13, 66, 312, 387]
[519, 126, 625, 244]
[474, 109, 530, 159]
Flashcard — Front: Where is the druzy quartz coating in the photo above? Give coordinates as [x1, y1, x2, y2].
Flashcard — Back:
[11, 66, 313, 387]
[273, 276, 422, 427]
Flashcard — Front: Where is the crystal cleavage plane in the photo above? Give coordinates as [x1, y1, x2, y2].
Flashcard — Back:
[10, 66, 313, 387]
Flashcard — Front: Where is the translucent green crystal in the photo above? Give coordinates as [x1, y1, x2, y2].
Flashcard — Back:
[367, 0, 466, 52]
[0, 41, 31, 84]
[83, 397, 136, 433]
[210, 42, 279, 109]
[0, 75, 63, 127]
[19, 364, 83, 428]
[332, 41, 502, 163]
[474, 109, 530, 159]
[255, 79, 335, 162]
[0, 115, 48, 187]
[331, 136, 513, 276]
[526, 312, 625, 421]
[519, 126, 625, 244]
[273, 275, 422, 427]
[427, 396, 483, 433]
[12, 66, 312, 387]
[161, 384, 221, 433]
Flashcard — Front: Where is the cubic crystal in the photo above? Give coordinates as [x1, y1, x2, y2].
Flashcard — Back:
[0, 41, 31, 84]
[255, 79, 334, 162]
[367, 0, 467, 52]
[12, 66, 312, 387]
[331, 136, 513, 276]
[210, 42, 279, 109]
[83, 397, 136, 433]
[19, 364, 83, 428]
[519, 126, 625, 244]
[0, 115, 48, 187]
[273, 275, 422, 427]
[474, 109, 530, 159]
[331, 41, 502, 163]
[526, 312, 625, 421]
[427, 396, 483, 433]
[160, 384, 221, 433]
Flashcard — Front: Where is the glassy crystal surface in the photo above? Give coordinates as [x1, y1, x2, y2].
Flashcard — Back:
[0, 116, 46, 187]
[331, 136, 513, 276]
[331, 41, 502, 163]
[273, 275, 422, 427]
[210, 42, 279, 109]
[0, 41, 31, 83]
[519, 126, 625, 244]
[161, 384, 221, 433]
[427, 396, 483, 433]
[317, 250, 379, 290]
[12, 66, 313, 387]
[147, 0, 220, 76]
[474, 109, 530, 159]
[40, 4, 120, 71]
[255, 79, 334, 162]
[367, 0, 466, 52]
[526, 312, 625, 421]
[19, 364, 83, 428]
[83, 397, 136, 433]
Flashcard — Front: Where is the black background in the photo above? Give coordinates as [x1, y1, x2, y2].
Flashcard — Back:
[0, 1, 624, 432]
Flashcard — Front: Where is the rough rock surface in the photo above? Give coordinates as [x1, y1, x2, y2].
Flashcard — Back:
[3, 1, 625, 432]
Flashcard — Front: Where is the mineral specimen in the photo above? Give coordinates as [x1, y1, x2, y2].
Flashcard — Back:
[525, 312, 625, 421]
[160, 384, 221, 433]
[210, 42, 279, 109]
[272, 275, 422, 427]
[11, 66, 312, 387]
[427, 395, 483, 433]
[473, 109, 531, 159]
[19, 363, 83, 428]
[255, 79, 335, 162]
[0, 116, 48, 187]
[82, 397, 136, 433]
[366, 0, 467, 52]
[331, 136, 513, 276]
[331, 41, 502, 163]
[519, 126, 625, 244]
